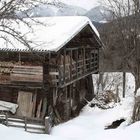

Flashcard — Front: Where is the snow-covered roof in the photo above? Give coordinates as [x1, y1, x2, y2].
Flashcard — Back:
[0, 16, 100, 52]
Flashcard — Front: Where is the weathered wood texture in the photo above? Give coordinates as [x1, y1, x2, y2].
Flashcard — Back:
[51, 48, 99, 87]
[16, 91, 34, 117]
[11, 66, 43, 83]
[0, 113, 51, 134]
[0, 88, 18, 103]
[52, 74, 94, 123]
[0, 62, 43, 86]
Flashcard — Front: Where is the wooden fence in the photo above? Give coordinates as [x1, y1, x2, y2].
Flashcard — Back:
[0, 113, 51, 134]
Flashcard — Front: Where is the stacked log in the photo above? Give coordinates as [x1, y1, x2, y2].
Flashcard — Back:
[11, 66, 43, 83]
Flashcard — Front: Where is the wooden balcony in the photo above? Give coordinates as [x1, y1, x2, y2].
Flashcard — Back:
[49, 52, 99, 88]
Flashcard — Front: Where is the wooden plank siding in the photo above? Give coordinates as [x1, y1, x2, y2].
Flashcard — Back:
[0, 64, 43, 87]
[11, 66, 43, 83]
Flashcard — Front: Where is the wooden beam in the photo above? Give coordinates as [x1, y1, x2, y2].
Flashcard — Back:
[63, 49, 66, 84]
[70, 50, 72, 80]
[69, 84, 72, 117]
[0, 83, 42, 89]
[76, 49, 78, 78]
[59, 70, 99, 88]
[83, 48, 85, 74]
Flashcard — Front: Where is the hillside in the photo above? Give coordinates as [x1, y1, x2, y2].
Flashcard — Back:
[18, 2, 87, 18]
[86, 6, 113, 22]
[17, 2, 112, 24]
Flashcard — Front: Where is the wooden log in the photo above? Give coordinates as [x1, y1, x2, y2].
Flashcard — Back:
[44, 117, 51, 134]
[11, 65, 43, 83]
[32, 92, 37, 118]
[76, 50, 78, 78]
[36, 99, 43, 118]
[63, 49, 66, 83]
[5, 113, 8, 126]
[25, 117, 27, 131]
[83, 48, 85, 74]
[54, 108, 62, 123]
[41, 97, 47, 118]
[11, 73, 43, 83]
[70, 50, 72, 80]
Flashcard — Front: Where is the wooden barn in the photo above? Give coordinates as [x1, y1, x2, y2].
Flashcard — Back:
[0, 16, 103, 132]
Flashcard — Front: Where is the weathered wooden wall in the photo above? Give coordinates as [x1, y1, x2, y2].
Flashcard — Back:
[0, 62, 43, 85]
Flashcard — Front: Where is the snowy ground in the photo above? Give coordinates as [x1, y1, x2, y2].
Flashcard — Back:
[1, 73, 140, 140]
[52, 97, 135, 140]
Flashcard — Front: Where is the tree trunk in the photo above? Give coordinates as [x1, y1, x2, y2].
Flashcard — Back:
[123, 72, 126, 98]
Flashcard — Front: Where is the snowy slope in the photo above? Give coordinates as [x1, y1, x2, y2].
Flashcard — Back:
[0, 96, 137, 140]
[52, 97, 134, 139]
[86, 6, 113, 22]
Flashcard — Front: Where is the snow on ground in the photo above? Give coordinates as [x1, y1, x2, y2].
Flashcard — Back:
[0, 72, 140, 140]
[52, 97, 134, 140]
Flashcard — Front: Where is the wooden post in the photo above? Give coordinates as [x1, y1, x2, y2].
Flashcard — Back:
[69, 84, 72, 118]
[63, 49, 66, 84]
[98, 49, 100, 72]
[32, 90, 37, 118]
[43, 55, 50, 91]
[25, 117, 27, 131]
[89, 49, 92, 71]
[123, 72, 126, 98]
[76, 49, 78, 78]
[93, 49, 95, 71]
[64, 86, 69, 120]
[45, 117, 51, 134]
[41, 97, 47, 118]
[18, 52, 21, 64]
[5, 113, 8, 126]
[53, 88, 57, 106]
[70, 50, 72, 80]
[83, 48, 85, 74]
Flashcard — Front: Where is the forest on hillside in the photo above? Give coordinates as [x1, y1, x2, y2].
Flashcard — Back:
[98, 0, 140, 92]
[96, 0, 140, 123]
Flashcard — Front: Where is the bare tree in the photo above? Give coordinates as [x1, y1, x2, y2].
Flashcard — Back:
[99, 0, 140, 122]
[100, 0, 140, 93]
[0, 0, 51, 50]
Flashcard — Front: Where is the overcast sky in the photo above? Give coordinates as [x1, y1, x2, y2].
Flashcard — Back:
[60, 0, 100, 10]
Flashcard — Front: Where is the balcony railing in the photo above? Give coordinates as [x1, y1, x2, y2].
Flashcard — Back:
[49, 53, 98, 87]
